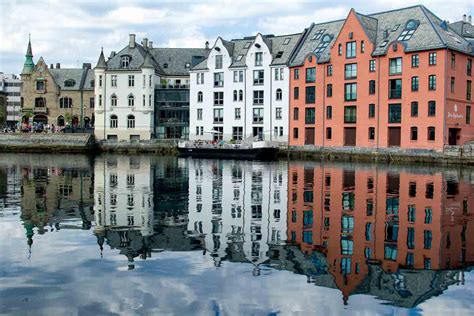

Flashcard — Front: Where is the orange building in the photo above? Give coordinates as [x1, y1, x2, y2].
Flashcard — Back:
[288, 6, 473, 150]
[287, 162, 474, 302]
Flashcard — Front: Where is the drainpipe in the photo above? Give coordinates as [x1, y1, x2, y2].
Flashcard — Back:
[244, 69, 247, 139]
[103, 73, 107, 140]
[443, 49, 448, 149]
[270, 66, 273, 142]
[376, 56, 381, 150]
[80, 90, 84, 129]
[322, 62, 326, 147]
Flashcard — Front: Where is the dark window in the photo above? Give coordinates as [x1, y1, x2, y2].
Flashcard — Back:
[451, 53, 456, 69]
[213, 92, 224, 105]
[369, 80, 376, 95]
[388, 104, 401, 123]
[305, 86, 315, 104]
[410, 127, 418, 140]
[293, 108, 299, 120]
[389, 79, 402, 99]
[429, 52, 437, 65]
[407, 227, 415, 249]
[411, 54, 419, 67]
[344, 106, 357, 123]
[451, 77, 455, 93]
[428, 101, 436, 117]
[306, 67, 316, 83]
[345, 63, 357, 79]
[327, 65, 333, 76]
[424, 230, 432, 249]
[326, 105, 332, 119]
[294, 69, 299, 80]
[293, 128, 299, 139]
[427, 127, 435, 141]
[368, 127, 375, 140]
[411, 76, 419, 92]
[253, 90, 264, 105]
[467, 106, 471, 124]
[327, 84, 333, 97]
[467, 80, 472, 100]
[409, 182, 417, 197]
[369, 104, 375, 118]
[345, 83, 357, 101]
[468, 59, 472, 76]
[338, 44, 342, 56]
[294, 87, 299, 100]
[305, 108, 315, 124]
[253, 70, 264, 85]
[411, 101, 418, 117]
[326, 127, 332, 139]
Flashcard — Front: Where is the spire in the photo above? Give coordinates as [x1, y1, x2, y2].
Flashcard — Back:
[141, 51, 154, 69]
[95, 47, 107, 69]
[21, 34, 35, 75]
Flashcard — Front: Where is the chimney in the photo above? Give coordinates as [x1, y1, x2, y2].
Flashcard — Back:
[142, 37, 148, 48]
[129, 34, 136, 48]
[463, 14, 467, 22]
[82, 63, 91, 69]
[56, 63, 60, 69]
[148, 41, 153, 49]
[205, 41, 209, 49]
[469, 15, 472, 24]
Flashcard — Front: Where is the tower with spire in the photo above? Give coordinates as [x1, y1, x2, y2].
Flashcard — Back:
[20, 35, 35, 80]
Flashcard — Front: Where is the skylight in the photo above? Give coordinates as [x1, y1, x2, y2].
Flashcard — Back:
[243, 41, 252, 49]
[313, 34, 333, 54]
[283, 38, 291, 45]
[380, 40, 388, 48]
[311, 29, 325, 41]
[235, 55, 243, 61]
[275, 51, 284, 58]
[397, 20, 419, 41]
[392, 24, 400, 32]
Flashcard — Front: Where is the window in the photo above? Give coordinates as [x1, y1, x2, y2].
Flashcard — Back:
[369, 104, 375, 118]
[451, 77, 455, 93]
[215, 55, 223, 69]
[34, 97, 45, 108]
[294, 68, 299, 80]
[110, 115, 118, 128]
[111, 75, 117, 87]
[276, 88, 282, 101]
[427, 126, 435, 141]
[59, 97, 72, 108]
[411, 54, 419, 67]
[397, 20, 418, 41]
[305, 86, 315, 103]
[239, 90, 243, 101]
[389, 79, 402, 99]
[274, 68, 284, 80]
[345, 63, 357, 79]
[306, 67, 316, 83]
[424, 230, 432, 249]
[428, 101, 436, 116]
[407, 126, 418, 142]
[232, 127, 243, 140]
[293, 128, 299, 139]
[213, 108, 224, 123]
[233, 90, 238, 101]
[127, 115, 135, 128]
[468, 80, 472, 100]
[275, 107, 282, 119]
[293, 108, 299, 120]
[411, 76, 419, 92]
[197, 91, 203, 102]
[344, 106, 357, 123]
[361, 40, 365, 53]
[253, 70, 264, 85]
[326, 127, 332, 139]
[253, 90, 264, 105]
[327, 65, 333, 76]
[467, 106, 471, 124]
[64, 79, 75, 87]
[149, 95, 152, 107]
[311, 29, 325, 40]
[388, 104, 401, 123]
[214, 92, 224, 105]
[197, 109, 203, 120]
[338, 43, 342, 56]
[90, 97, 94, 108]
[255, 52, 263, 66]
[389, 58, 402, 75]
[326, 105, 332, 119]
[294, 87, 299, 100]
[142, 94, 146, 106]
[98, 75, 103, 87]
[142, 75, 146, 87]
[121, 56, 130, 68]
[305, 108, 315, 124]
[451, 52, 457, 69]
[369, 60, 376, 72]
[253, 108, 264, 123]
[468, 59, 472, 76]
[344, 83, 357, 101]
[283, 37, 291, 45]
[369, 80, 376, 95]
[346, 41, 356, 58]
[128, 75, 134, 87]
[197, 72, 204, 85]
[214, 72, 224, 87]
[429, 52, 437, 65]
[327, 84, 333, 97]
[128, 94, 135, 107]
[428, 75, 436, 90]
[98, 95, 102, 107]
[411, 101, 418, 117]
[235, 108, 241, 119]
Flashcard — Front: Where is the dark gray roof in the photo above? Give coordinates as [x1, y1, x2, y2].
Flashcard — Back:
[150, 48, 208, 76]
[105, 43, 148, 70]
[450, 21, 474, 39]
[95, 49, 107, 69]
[49, 68, 88, 91]
[356, 13, 378, 43]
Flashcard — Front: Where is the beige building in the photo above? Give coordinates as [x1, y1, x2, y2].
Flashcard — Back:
[20, 38, 95, 128]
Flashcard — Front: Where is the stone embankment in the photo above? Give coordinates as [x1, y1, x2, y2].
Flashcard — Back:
[0, 133, 96, 153]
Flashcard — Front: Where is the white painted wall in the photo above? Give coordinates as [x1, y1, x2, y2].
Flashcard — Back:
[0, 73, 22, 125]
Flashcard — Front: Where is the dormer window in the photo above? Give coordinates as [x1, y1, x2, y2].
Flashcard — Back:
[121, 56, 130, 68]
[163, 63, 168, 68]
[283, 38, 291, 45]
[275, 51, 284, 58]
[397, 20, 419, 41]
[311, 29, 325, 41]
[243, 41, 252, 49]
[64, 79, 75, 87]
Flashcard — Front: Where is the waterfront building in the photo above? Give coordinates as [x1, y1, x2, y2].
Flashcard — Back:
[288, 6, 474, 150]
[189, 33, 302, 143]
[20, 38, 95, 128]
[94, 34, 208, 141]
[0, 91, 6, 127]
[0, 73, 22, 127]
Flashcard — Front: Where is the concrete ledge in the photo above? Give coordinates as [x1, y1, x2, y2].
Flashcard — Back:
[0, 133, 97, 153]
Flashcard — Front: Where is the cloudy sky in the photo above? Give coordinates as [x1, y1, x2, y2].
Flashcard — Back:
[0, 0, 473, 75]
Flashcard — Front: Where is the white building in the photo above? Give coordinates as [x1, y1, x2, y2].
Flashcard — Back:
[189, 33, 302, 144]
[94, 34, 208, 141]
[187, 159, 288, 268]
[0, 73, 22, 127]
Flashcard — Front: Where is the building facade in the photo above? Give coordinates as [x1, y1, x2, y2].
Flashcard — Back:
[94, 34, 207, 141]
[0, 73, 22, 127]
[189, 33, 302, 143]
[20, 39, 95, 128]
[288, 6, 474, 151]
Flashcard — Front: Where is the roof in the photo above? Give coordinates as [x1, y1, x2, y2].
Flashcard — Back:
[450, 21, 474, 39]
[49, 68, 90, 91]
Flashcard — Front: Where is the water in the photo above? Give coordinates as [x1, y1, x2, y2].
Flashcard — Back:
[0, 153, 473, 315]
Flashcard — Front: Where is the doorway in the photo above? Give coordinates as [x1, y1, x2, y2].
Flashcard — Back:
[448, 128, 460, 145]
[305, 128, 315, 145]
[344, 128, 356, 146]
[388, 127, 401, 147]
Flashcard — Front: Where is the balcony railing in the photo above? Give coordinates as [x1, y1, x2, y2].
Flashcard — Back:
[344, 115, 357, 123]
[389, 89, 402, 99]
[159, 84, 189, 89]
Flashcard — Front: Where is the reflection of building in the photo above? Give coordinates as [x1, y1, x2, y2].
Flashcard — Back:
[153, 157, 188, 214]
[287, 162, 474, 305]
[187, 159, 288, 269]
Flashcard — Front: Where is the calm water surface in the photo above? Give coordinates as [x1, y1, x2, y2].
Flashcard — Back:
[0, 153, 473, 315]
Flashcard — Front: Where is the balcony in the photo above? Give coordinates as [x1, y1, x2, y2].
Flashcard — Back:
[22, 107, 48, 114]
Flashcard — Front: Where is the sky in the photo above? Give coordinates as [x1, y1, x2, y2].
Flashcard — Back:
[0, 0, 473, 75]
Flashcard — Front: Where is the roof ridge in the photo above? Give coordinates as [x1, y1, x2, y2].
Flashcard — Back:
[366, 4, 423, 17]
[418, 5, 447, 48]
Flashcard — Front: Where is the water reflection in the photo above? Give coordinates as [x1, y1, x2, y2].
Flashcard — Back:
[1, 154, 473, 312]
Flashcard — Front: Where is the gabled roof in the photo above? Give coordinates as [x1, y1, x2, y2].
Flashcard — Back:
[105, 42, 148, 70]
[150, 48, 208, 76]
[356, 13, 378, 43]
[49, 68, 88, 91]
[450, 20, 474, 39]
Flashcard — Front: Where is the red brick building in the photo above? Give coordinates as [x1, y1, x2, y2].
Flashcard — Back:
[288, 6, 473, 151]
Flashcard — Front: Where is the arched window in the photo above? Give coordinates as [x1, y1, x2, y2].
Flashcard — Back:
[64, 79, 76, 87]
[276, 88, 282, 101]
[111, 94, 117, 107]
[128, 94, 135, 107]
[121, 56, 130, 68]
[57, 116, 65, 127]
[35, 97, 46, 108]
[239, 90, 243, 101]
[110, 115, 118, 128]
[197, 91, 203, 102]
[233, 90, 238, 101]
[127, 115, 135, 128]
[59, 97, 72, 108]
